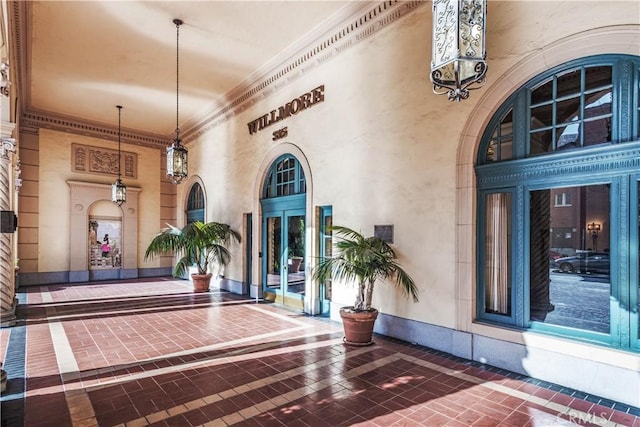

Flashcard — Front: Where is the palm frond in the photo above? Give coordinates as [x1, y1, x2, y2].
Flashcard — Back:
[313, 225, 419, 311]
[145, 221, 241, 278]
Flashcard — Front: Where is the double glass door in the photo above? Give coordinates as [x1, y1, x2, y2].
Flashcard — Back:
[263, 209, 305, 309]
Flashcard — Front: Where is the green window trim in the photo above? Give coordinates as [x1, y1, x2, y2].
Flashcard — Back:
[476, 54, 640, 352]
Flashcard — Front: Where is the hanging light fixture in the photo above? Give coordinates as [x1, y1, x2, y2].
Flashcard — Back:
[166, 18, 188, 184]
[112, 105, 126, 206]
[430, 0, 488, 102]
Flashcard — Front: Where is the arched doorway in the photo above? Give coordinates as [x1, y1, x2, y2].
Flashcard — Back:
[260, 154, 306, 310]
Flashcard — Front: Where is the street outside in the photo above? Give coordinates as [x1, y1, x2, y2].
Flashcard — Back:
[544, 270, 611, 334]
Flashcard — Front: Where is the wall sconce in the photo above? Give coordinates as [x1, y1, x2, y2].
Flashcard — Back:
[431, 0, 488, 102]
[587, 222, 601, 250]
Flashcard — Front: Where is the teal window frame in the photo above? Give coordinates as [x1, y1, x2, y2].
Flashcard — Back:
[263, 154, 306, 199]
[186, 182, 205, 224]
[476, 54, 640, 351]
[318, 205, 333, 316]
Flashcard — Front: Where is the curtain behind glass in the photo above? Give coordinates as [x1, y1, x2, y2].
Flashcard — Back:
[485, 193, 511, 315]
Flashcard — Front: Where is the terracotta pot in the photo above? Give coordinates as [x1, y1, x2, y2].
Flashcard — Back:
[191, 273, 212, 293]
[289, 257, 303, 273]
[339, 307, 378, 346]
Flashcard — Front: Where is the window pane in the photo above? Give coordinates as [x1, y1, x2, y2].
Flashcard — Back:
[557, 96, 581, 124]
[485, 193, 512, 316]
[486, 140, 497, 162]
[584, 117, 612, 147]
[584, 89, 612, 117]
[531, 78, 553, 105]
[530, 129, 553, 155]
[531, 185, 610, 333]
[584, 66, 612, 92]
[556, 123, 581, 150]
[556, 69, 582, 98]
[531, 104, 553, 129]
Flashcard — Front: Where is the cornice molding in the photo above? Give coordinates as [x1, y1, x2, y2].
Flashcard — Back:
[20, 110, 170, 149]
[13, 0, 426, 148]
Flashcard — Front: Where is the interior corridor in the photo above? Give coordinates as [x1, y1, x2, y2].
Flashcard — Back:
[1, 278, 639, 427]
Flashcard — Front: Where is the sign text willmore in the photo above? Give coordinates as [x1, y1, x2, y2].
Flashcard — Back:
[247, 85, 325, 135]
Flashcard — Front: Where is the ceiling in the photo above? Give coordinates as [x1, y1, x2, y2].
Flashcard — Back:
[17, 1, 369, 145]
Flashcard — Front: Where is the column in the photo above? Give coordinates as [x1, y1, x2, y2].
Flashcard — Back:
[0, 136, 17, 327]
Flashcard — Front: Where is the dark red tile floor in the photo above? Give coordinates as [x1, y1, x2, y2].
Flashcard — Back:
[1, 277, 638, 426]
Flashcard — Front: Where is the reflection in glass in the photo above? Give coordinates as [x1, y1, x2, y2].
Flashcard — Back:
[266, 216, 281, 290]
[485, 193, 511, 315]
[531, 185, 610, 333]
[486, 110, 513, 162]
[322, 214, 333, 301]
[529, 66, 613, 155]
[286, 215, 305, 296]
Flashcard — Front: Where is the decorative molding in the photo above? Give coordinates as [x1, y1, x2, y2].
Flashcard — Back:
[13, 0, 426, 146]
[1, 138, 16, 159]
[22, 112, 169, 149]
[72, 143, 138, 179]
[476, 142, 640, 188]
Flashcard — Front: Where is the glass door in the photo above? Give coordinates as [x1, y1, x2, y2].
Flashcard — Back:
[262, 209, 305, 309]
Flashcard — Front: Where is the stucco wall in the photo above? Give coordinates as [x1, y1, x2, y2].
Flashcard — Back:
[180, 1, 639, 329]
[38, 128, 161, 272]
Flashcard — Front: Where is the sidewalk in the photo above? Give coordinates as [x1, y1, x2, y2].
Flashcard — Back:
[1, 277, 638, 426]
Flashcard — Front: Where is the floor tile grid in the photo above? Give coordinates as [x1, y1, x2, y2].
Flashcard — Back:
[44, 279, 192, 302]
[106, 337, 369, 426]
[7, 280, 640, 427]
[89, 334, 621, 427]
[54, 298, 343, 395]
[24, 317, 71, 426]
[75, 328, 346, 394]
[80, 294, 639, 427]
[386, 336, 640, 419]
[393, 343, 638, 427]
[62, 302, 333, 376]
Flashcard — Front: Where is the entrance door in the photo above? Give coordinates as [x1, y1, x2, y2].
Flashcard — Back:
[262, 209, 305, 309]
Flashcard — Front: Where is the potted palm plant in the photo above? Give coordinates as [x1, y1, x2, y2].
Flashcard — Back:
[313, 226, 419, 345]
[144, 221, 241, 292]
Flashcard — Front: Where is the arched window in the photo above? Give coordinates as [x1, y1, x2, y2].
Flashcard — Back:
[186, 183, 205, 224]
[262, 154, 306, 199]
[476, 55, 640, 351]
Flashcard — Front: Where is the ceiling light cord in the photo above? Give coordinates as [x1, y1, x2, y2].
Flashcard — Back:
[117, 105, 122, 179]
[174, 19, 182, 139]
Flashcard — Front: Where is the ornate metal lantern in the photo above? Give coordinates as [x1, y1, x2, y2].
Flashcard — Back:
[431, 0, 487, 102]
[112, 105, 126, 206]
[166, 18, 188, 184]
[167, 137, 188, 184]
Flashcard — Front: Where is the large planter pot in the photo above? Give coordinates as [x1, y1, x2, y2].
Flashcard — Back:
[289, 257, 303, 273]
[191, 273, 212, 293]
[339, 307, 379, 346]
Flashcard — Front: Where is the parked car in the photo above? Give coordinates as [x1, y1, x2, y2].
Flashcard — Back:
[552, 252, 610, 274]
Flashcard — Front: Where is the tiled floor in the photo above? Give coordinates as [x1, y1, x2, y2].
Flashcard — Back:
[1, 277, 639, 427]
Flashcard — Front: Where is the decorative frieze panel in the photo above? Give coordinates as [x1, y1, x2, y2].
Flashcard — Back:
[72, 143, 137, 179]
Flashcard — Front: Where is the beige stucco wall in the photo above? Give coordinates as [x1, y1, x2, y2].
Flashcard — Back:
[38, 128, 161, 272]
[179, 1, 640, 329]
